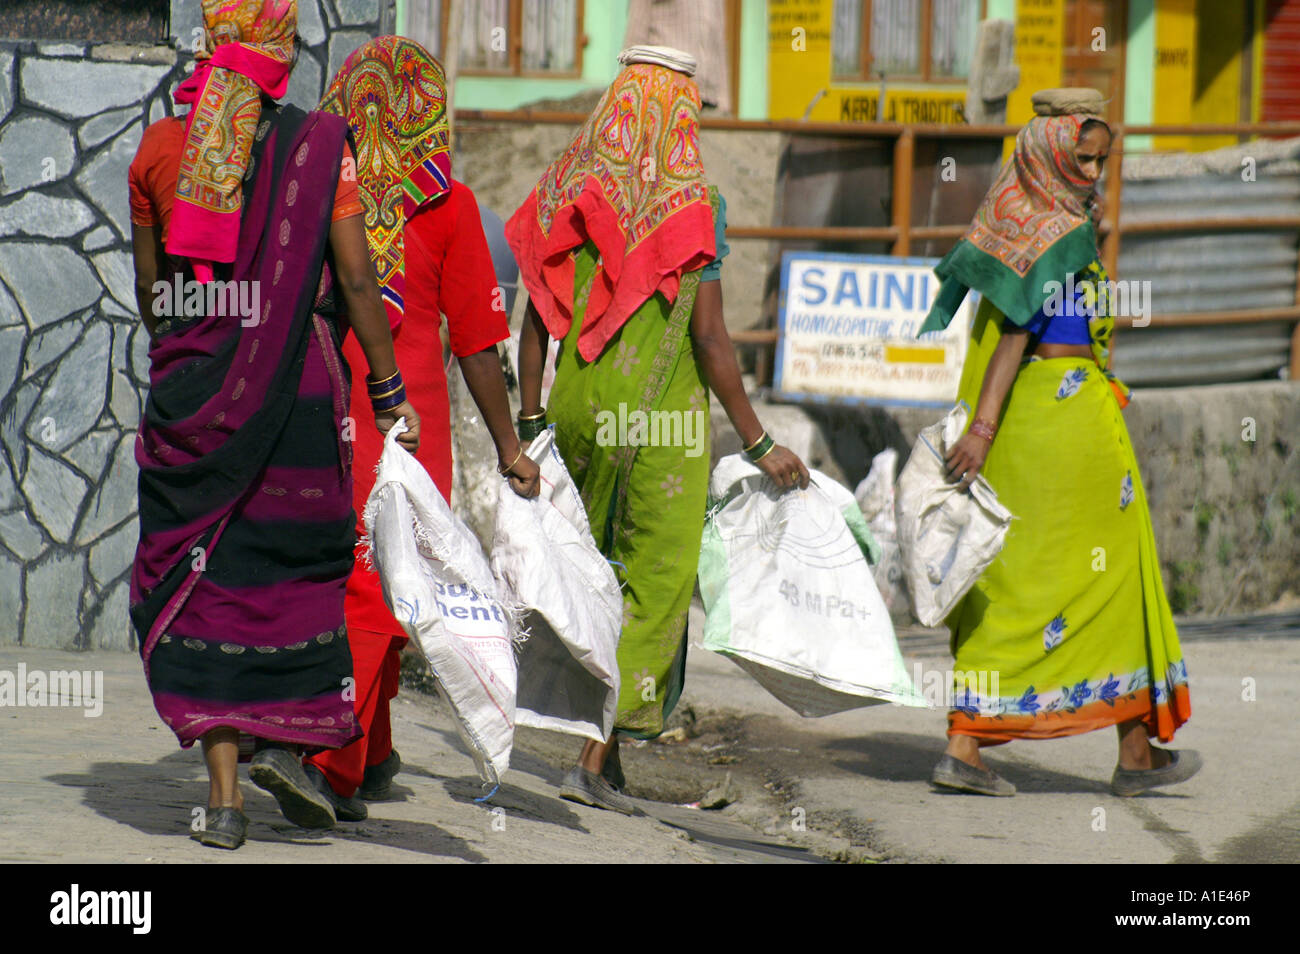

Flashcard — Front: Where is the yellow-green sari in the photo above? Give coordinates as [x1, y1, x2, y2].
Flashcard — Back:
[943, 266, 1190, 742]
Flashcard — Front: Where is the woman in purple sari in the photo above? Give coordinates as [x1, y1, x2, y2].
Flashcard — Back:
[127, 0, 419, 850]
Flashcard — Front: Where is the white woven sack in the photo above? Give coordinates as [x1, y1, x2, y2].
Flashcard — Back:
[363, 420, 517, 786]
[894, 405, 1013, 627]
[699, 456, 925, 716]
[491, 428, 621, 741]
[854, 448, 913, 622]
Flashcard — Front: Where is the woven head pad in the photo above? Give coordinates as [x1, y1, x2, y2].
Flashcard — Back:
[1031, 87, 1106, 117]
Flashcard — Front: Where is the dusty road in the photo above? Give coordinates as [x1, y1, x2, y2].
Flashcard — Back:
[1, 605, 1295, 864]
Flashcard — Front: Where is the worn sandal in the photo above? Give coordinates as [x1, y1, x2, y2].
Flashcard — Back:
[195, 806, 248, 850]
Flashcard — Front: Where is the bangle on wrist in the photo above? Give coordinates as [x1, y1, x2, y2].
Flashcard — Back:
[497, 446, 524, 475]
[744, 432, 776, 463]
[370, 384, 407, 413]
[366, 369, 401, 393]
[517, 408, 547, 442]
[970, 418, 997, 442]
[742, 430, 768, 455]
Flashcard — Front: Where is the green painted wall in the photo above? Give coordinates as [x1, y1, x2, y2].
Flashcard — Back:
[1125, 0, 1156, 152]
[737, 0, 768, 119]
[986, 0, 1015, 20]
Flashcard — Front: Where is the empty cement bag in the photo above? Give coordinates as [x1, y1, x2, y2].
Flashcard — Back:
[894, 404, 1013, 628]
[854, 447, 914, 623]
[363, 420, 517, 786]
[699, 455, 925, 716]
[491, 427, 621, 742]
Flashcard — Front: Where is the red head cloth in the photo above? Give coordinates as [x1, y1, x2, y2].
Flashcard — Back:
[505, 62, 715, 361]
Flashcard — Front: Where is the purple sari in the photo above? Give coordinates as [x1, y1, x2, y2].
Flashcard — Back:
[130, 104, 360, 753]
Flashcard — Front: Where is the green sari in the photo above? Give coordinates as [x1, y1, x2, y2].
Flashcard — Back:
[548, 193, 723, 739]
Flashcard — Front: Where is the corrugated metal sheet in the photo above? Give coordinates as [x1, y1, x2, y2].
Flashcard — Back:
[1113, 159, 1300, 386]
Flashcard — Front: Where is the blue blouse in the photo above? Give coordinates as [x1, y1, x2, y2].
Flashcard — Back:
[1015, 271, 1093, 345]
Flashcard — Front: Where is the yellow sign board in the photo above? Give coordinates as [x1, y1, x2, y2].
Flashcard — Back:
[1005, 0, 1064, 157]
[768, 0, 832, 120]
[813, 88, 969, 124]
[1153, 0, 1196, 152]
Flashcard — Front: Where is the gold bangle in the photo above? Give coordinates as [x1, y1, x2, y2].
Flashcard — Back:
[742, 430, 769, 454]
[517, 407, 547, 421]
[497, 446, 524, 475]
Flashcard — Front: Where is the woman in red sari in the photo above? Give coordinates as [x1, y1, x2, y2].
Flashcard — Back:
[128, 0, 419, 850]
[303, 36, 540, 819]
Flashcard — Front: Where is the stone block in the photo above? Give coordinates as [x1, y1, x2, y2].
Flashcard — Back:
[20, 58, 170, 119]
[334, 0, 381, 26]
[0, 547, 19, 644]
[286, 47, 323, 112]
[88, 578, 132, 651]
[0, 192, 96, 239]
[22, 448, 89, 544]
[299, 0, 328, 47]
[74, 119, 144, 239]
[327, 31, 371, 85]
[91, 250, 136, 312]
[63, 427, 118, 483]
[23, 318, 80, 379]
[0, 115, 76, 194]
[0, 243, 100, 328]
[28, 321, 109, 453]
[82, 226, 115, 252]
[0, 508, 44, 561]
[0, 49, 13, 125]
[21, 548, 86, 649]
[75, 433, 137, 545]
[89, 518, 136, 589]
[78, 107, 139, 150]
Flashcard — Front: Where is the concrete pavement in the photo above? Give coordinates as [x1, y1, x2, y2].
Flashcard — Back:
[1, 606, 1294, 863]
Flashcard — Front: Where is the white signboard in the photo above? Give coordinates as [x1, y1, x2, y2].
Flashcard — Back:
[774, 253, 976, 407]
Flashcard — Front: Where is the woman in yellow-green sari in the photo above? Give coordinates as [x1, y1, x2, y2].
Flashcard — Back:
[919, 88, 1198, 798]
[509, 47, 808, 813]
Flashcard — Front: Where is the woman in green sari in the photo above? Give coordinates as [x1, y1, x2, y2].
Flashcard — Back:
[508, 47, 808, 813]
[920, 89, 1198, 798]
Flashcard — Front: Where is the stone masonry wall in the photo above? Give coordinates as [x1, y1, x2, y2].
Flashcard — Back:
[0, 1, 385, 650]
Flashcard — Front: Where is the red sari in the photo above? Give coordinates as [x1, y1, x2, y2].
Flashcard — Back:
[307, 179, 508, 795]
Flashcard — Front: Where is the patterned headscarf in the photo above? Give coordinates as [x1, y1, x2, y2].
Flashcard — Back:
[168, 0, 296, 283]
[505, 61, 715, 362]
[318, 36, 451, 332]
[964, 113, 1101, 279]
[921, 105, 1110, 333]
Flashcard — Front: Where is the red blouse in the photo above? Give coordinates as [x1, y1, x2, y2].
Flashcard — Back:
[342, 179, 510, 638]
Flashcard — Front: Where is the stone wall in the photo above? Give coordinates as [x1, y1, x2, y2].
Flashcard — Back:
[0, 1, 386, 650]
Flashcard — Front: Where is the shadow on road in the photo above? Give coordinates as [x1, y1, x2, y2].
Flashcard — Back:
[45, 750, 488, 862]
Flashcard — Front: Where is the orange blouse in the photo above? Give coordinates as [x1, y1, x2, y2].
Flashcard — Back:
[128, 115, 362, 241]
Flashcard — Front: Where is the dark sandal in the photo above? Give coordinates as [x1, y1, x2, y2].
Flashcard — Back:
[195, 806, 248, 850]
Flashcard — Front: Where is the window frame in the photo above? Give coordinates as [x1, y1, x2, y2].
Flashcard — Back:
[833, 0, 987, 85]
[434, 0, 587, 79]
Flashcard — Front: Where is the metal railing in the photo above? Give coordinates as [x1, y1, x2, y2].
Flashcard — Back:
[456, 110, 1300, 382]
